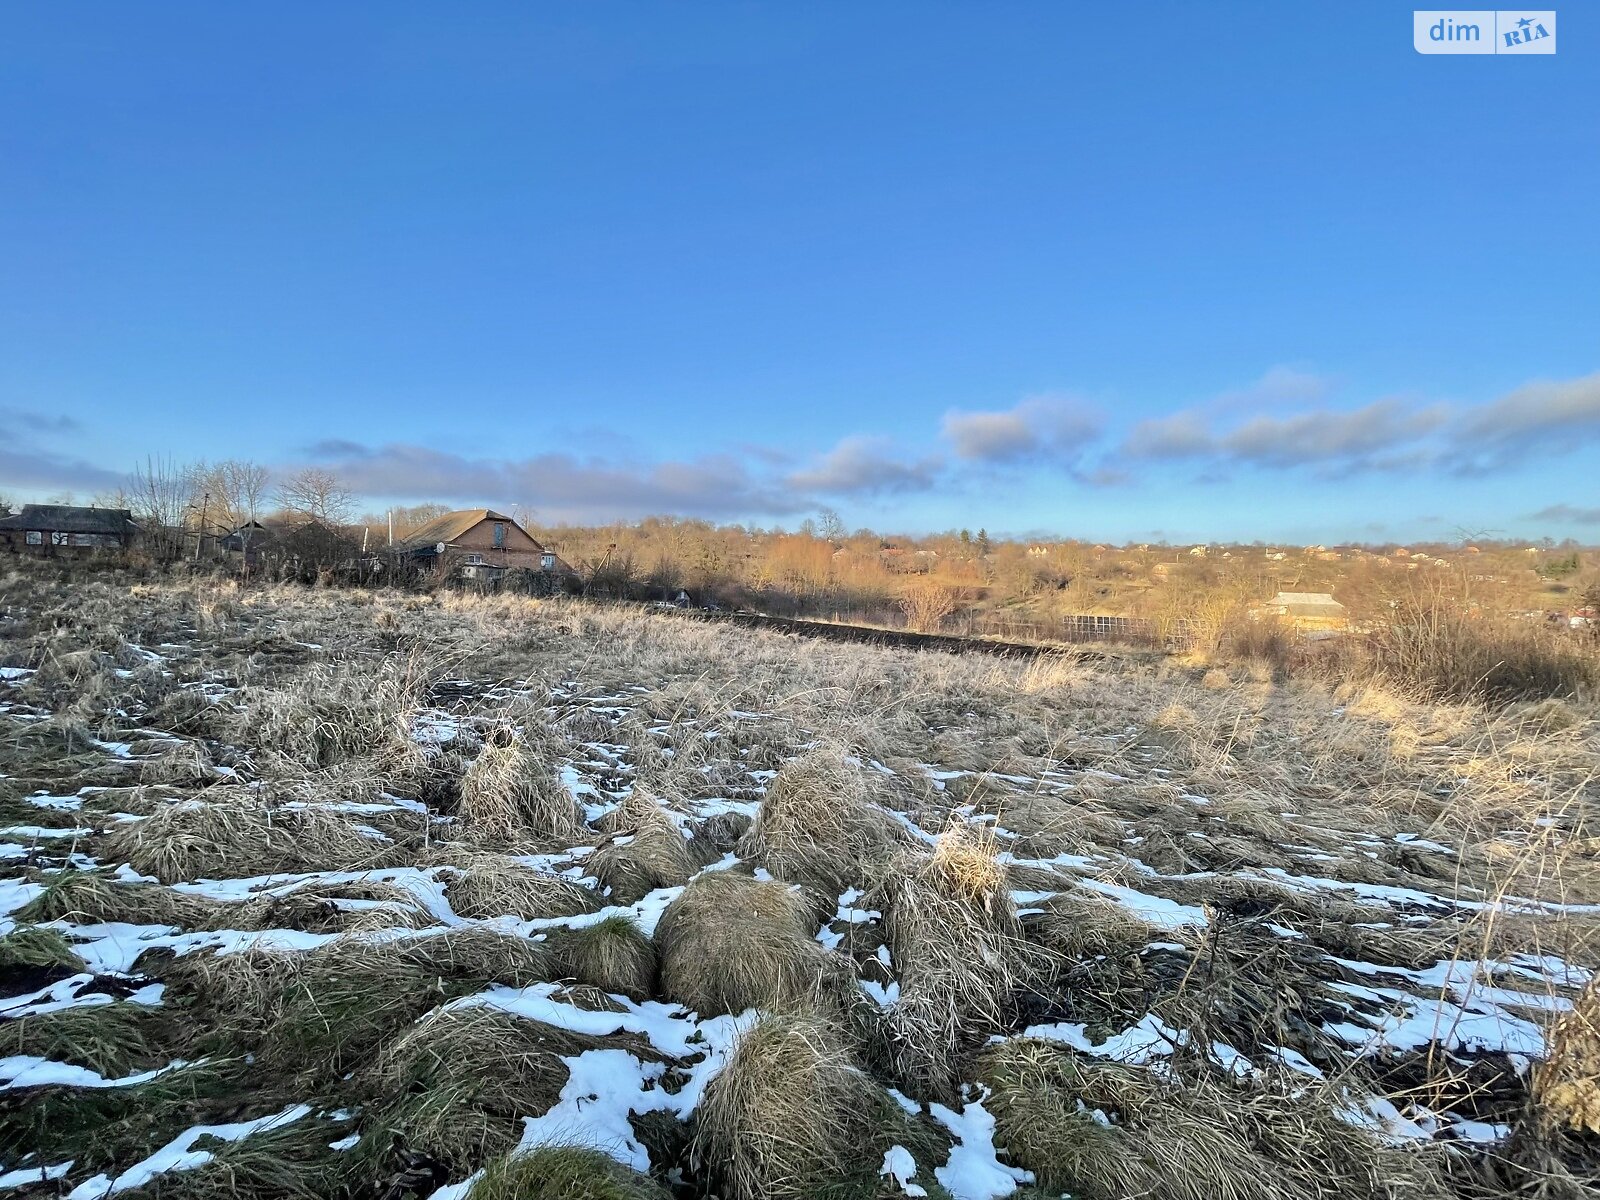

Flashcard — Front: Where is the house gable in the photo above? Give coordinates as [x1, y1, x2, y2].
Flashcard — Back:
[398, 509, 563, 575]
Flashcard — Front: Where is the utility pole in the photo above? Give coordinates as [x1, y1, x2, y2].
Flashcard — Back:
[193, 492, 209, 563]
[387, 509, 394, 547]
[584, 542, 617, 599]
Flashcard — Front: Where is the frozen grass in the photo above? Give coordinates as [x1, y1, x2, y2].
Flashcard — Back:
[1, 565, 1596, 1198]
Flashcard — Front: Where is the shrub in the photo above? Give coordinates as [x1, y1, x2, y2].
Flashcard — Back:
[898, 579, 957, 633]
[1311, 602, 1598, 706]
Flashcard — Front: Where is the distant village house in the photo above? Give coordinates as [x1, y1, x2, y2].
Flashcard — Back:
[397, 509, 571, 584]
[0, 505, 138, 555]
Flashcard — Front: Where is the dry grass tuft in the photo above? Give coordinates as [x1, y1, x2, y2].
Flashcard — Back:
[236, 652, 435, 775]
[231, 879, 434, 934]
[879, 826, 1042, 1097]
[655, 870, 840, 1017]
[981, 1038, 1453, 1200]
[457, 730, 586, 844]
[737, 743, 904, 895]
[364, 1006, 655, 1175]
[400, 926, 554, 988]
[102, 790, 386, 883]
[692, 1014, 903, 1200]
[109, 1117, 345, 1200]
[0, 924, 87, 975]
[1024, 888, 1168, 960]
[2, 1003, 170, 1078]
[151, 931, 550, 1066]
[444, 852, 601, 920]
[473, 1146, 671, 1200]
[544, 913, 657, 999]
[133, 739, 216, 786]
[24, 874, 254, 933]
[589, 789, 701, 904]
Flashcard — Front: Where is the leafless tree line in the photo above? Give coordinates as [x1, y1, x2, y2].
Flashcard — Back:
[94, 458, 353, 555]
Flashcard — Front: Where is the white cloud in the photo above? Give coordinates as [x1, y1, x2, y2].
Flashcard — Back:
[784, 436, 941, 495]
[941, 394, 1103, 464]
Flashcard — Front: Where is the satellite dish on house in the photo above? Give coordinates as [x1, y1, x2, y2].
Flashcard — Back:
[436, 542, 446, 554]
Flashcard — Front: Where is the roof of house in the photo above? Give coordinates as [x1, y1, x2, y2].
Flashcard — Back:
[1270, 591, 1345, 610]
[0, 504, 137, 535]
[398, 509, 526, 550]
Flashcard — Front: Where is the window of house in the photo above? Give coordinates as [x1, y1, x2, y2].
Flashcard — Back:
[464, 553, 484, 565]
[493, 522, 506, 548]
[51, 531, 69, 547]
[25, 531, 42, 545]
[540, 552, 556, 570]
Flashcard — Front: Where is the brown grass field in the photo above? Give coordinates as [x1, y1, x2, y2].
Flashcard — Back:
[0, 562, 1596, 1199]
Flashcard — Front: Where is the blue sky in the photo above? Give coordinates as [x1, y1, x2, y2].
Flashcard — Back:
[4, 2, 1598, 542]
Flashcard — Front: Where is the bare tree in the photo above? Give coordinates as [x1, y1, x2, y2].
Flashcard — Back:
[130, 455, 197, 559]
[277, 467, 354, 526]
[92, 485, 134, 511]
[390, 503, 450, 535]
[193, 459, 271, 562]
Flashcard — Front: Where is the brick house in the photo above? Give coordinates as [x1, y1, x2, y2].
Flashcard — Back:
[398, 509, 571, 583]
[0, 505, 138, 555]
